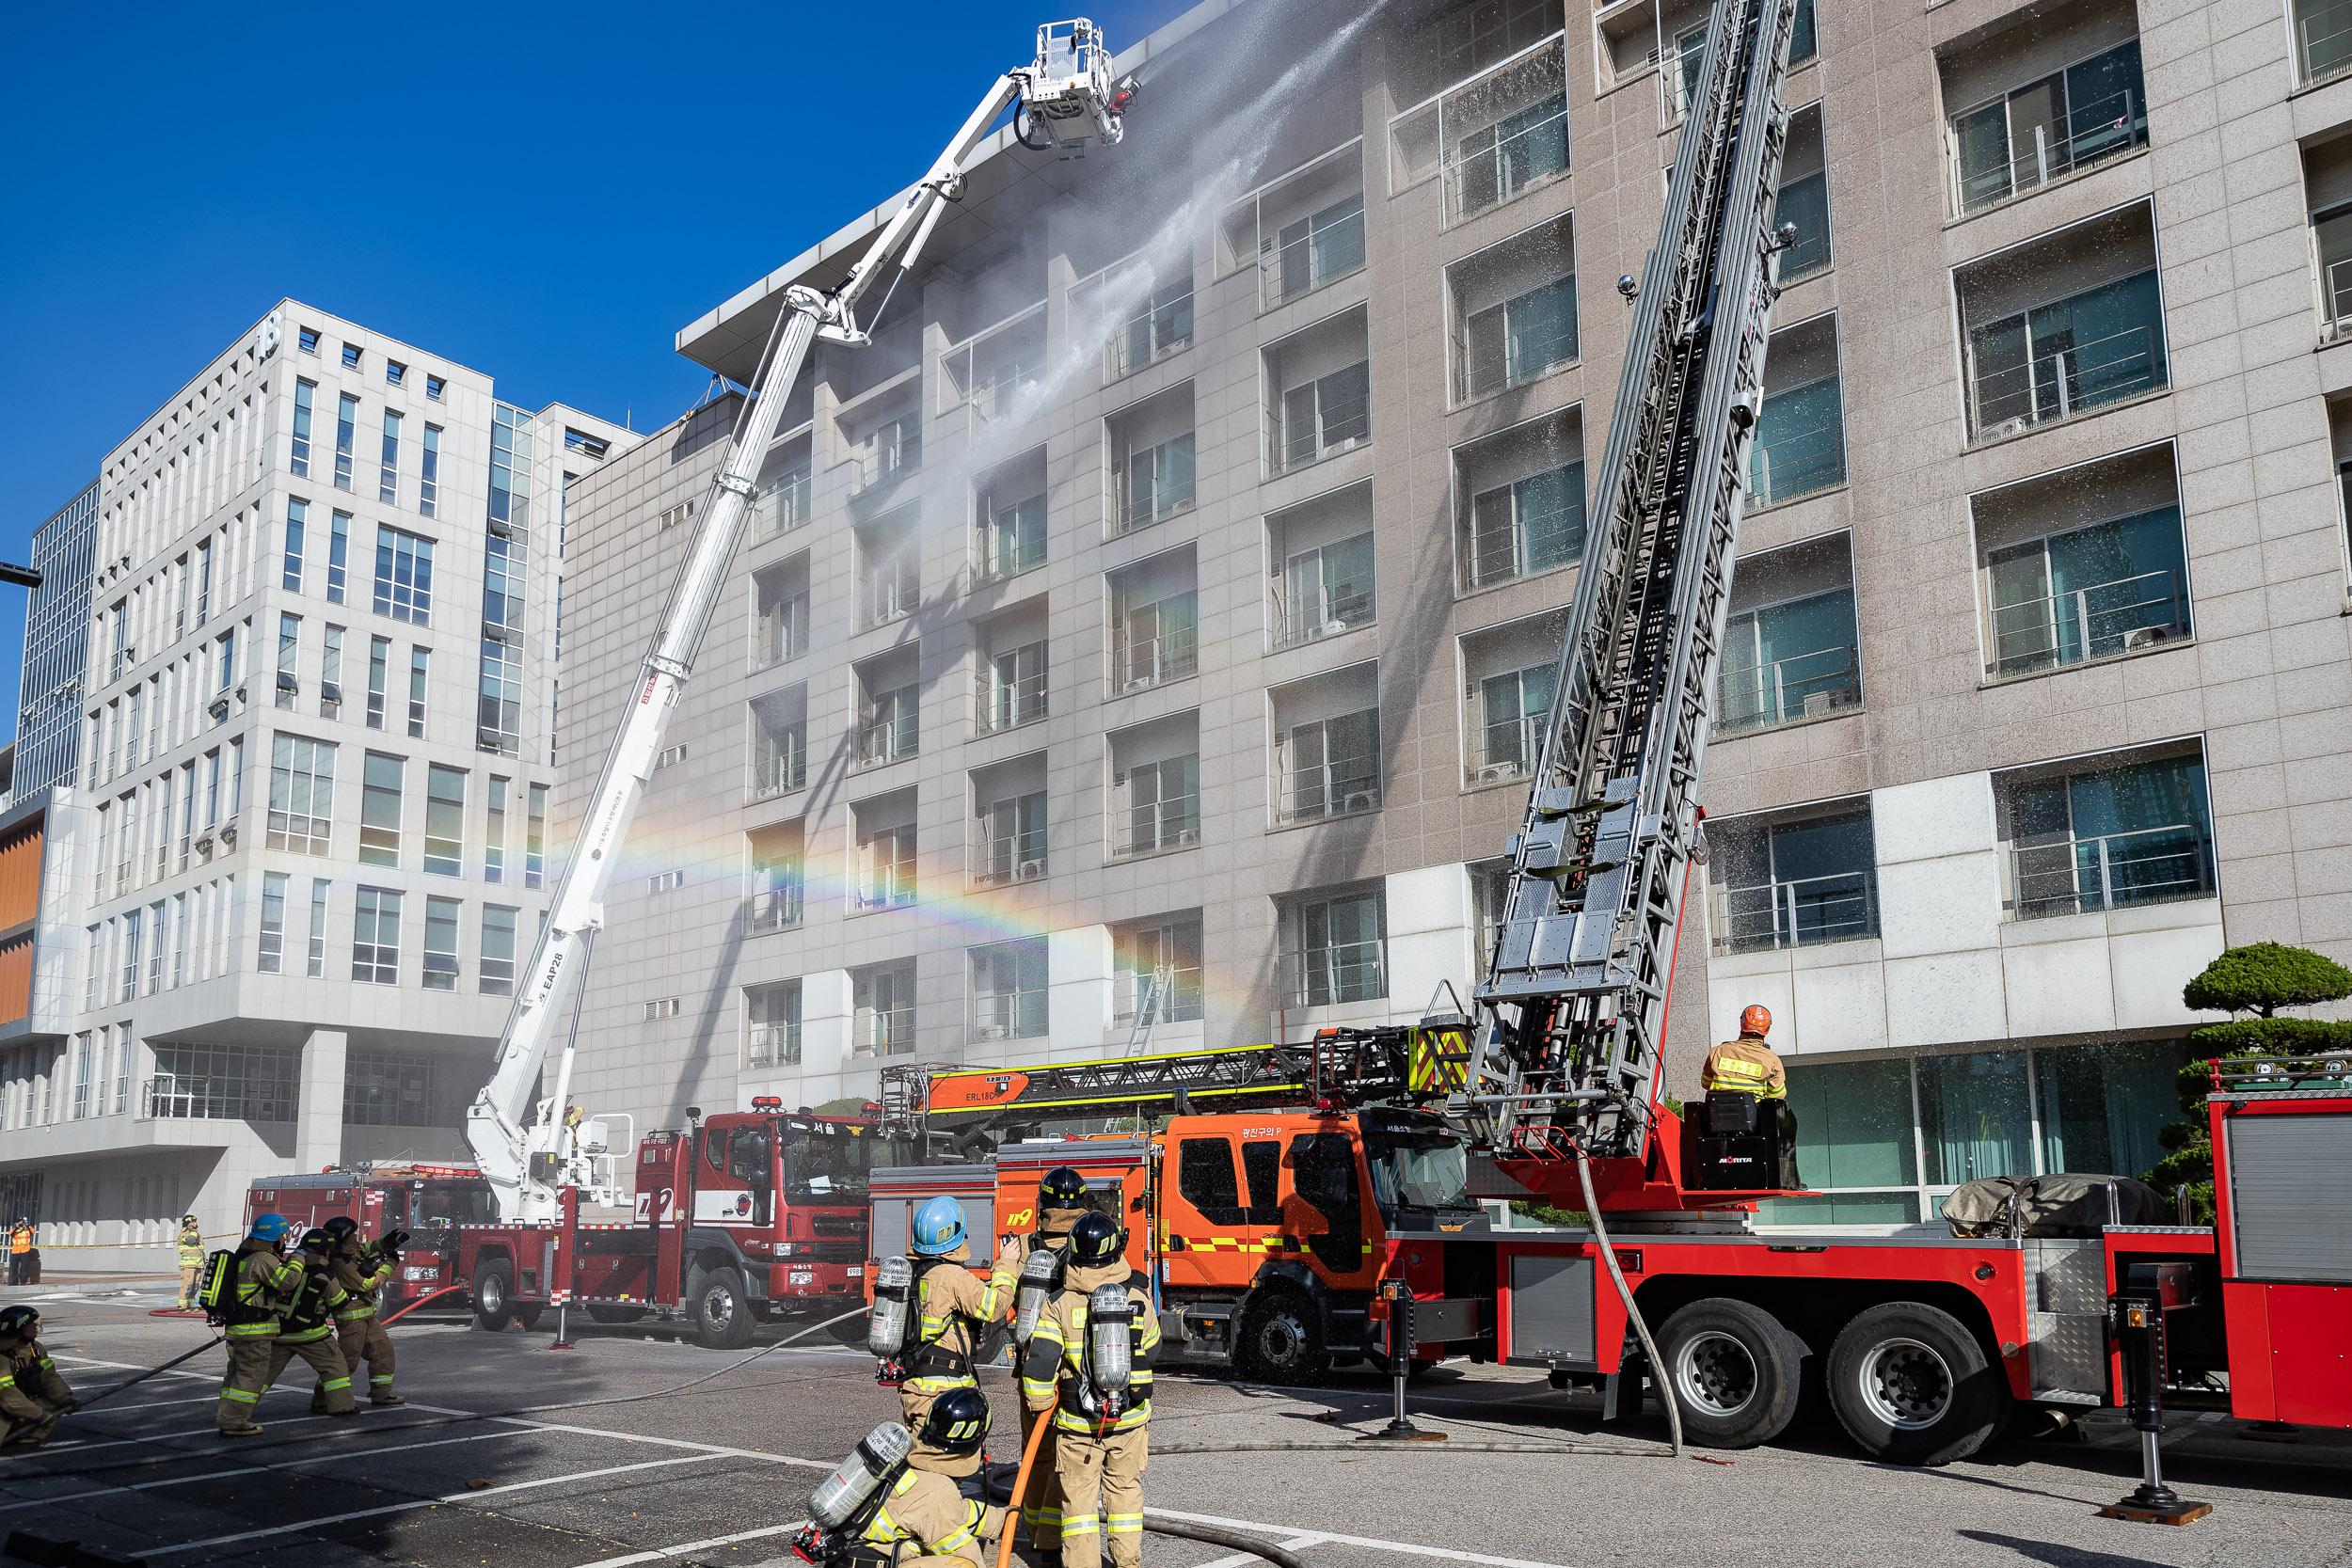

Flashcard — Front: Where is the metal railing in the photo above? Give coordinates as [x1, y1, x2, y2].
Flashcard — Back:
[1277, 378, 1371, 472]
[1711, 868, 1880, 954]
[2322, 254, 2352, 341]
[747, 884, 803, 934]
[1111, 793, 1200, 858]
[754, 467, 812, 539]
[1747, 420, 1845, 506]
[1969, 322, 2164, 438]
[1953, 87, 2146, 214]
[970, 991, 1047, 1042]
[1465, 507, 1581, 588]
[140, 1077, 297, 1122]
[970, 832, 1048, 888]
[854, 873, 916, 913]
[1274, 763, 1380, 826]
[1716, 644, 1860, 734]
[757, 592, 808, 668]
[1449, 98, 1568, 221]
[747, 1022, 801, 1069]
[1115, 627, 1198, 691]
[858, 713, 916, 768]
[1263, 207, 1366, 309]
[1279, 943, 1387, 1007]
[1107, 288, 1194, 376]
[851, 1006, 915, 1057]
[1988, 568, 2184, 676]
[2011, 823, 2213, 919]
[1268, 581, 1374, 649]
[2297, 0, 2352, 88]
[1114, 966, 1204, 1023]
[1470, 714, 1543, 786]
[976, 667, 1046, 733]
[1116, 450, 1196, 532]
[753, 724, 805, 799]
[969, 367, 1042, 423]
[973, 530, 1045, 586]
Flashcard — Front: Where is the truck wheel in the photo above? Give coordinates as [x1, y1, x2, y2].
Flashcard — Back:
[586, 1304, 647, 1325]
[1656, 1298, 1807, 1449]
[472, 1262, 516, 1332]
[1827, 1302, 2010, 1466]
[691, 1265, 756, 1350]
[516, 1306, 544, 1332]
[1236, 1291, 1329, 1386]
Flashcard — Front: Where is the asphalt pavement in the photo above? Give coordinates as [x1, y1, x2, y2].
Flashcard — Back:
[2, 1279, 2347, 1568]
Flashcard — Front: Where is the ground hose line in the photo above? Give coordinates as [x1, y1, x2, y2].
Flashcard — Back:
[1143, 1439, 1678, 1458]
[69, 1338, 226, 1411]
[377, 1285, 470, 1326]
[18, 1305, 868, 1479]
[1579, 1147, 1683, 1459]
[1140, 1516, 1309, 1567]
[993, 1410, 1054, 1568]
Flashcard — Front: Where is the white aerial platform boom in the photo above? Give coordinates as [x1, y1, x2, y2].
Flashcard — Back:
[465, 21, 1136, 1223]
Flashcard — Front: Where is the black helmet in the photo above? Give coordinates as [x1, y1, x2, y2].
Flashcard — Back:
[0, 1306, 38, 1337]
[1068, 1212, 1126, 1268]
[920, 1386, 991, 1457]
[1040, 1167, 1088, 1210]
[322, 1216, 360, 1242]
[297, 1227, 336, 1257]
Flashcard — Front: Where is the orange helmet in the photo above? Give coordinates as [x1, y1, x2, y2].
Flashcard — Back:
[1739, 1005, 1772, 1037]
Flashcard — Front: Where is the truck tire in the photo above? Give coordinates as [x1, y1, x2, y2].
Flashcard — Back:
[586, 1304, 647, 1325]
[691, 1265, 756, 1350]
[1655, 1297, 1807, 1449]
[472, 1262, 516, 1332]
[1235, 1290, 1329, 1386]
[1826, 1302, 2010, 1466]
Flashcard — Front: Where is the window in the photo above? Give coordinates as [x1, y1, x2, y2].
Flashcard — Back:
[407, 646, 429, 737]
[308, 879, 329, 977]
[1109, 549, 1200, 694]
[1102, 268, 1195, 377]
[378, 410, 402, 504]
[196, 539, 213, 624]
[366, 636, 389, 729]
[644, 998, 681, 1022]
[423, 896, 459, 990]
[491, 404, 533, 530]
[752, 689, 808, 799]
[1392, 34, 1568, 221]
[1114, 914, 1204, 1023]
[854, 412, 922, 491]
[855, 515, 919, 629]
[424, 765, 464, 875]
[291, 381, 314, 477]
[1451, 217, 1579, 403]
[856, 649, 920, 768]
[943, 308, 1046, 423]
[1268, 311, 1373, 473]
[326, 512, 349, 604]
[974, 491, 1046, 584]
[425, 373, 445, 402]
[1222, 143, 1365, 309]
[1708, 806, 1879, 953]
[373, 527, 435, 624]
[276, 612, 300, 709]
[747, 981, 802, 1068]
[1112, 752, 1200, 858]
[359, 752, 403, 866]
[1108, 385, 1197, 532]
[334, 393, 358, 490]
[266, 735, 336, 853]
[755, 557, 809, 669]
[341, 342, 361, 371]
[1774, 104, 1831, 282]
[973, 782, 1047, 887]
[345, 1053, 437, 1127]
[419, 424, 439, 517]
[480, 905, 518, 995]
[1717, 535, 1862, 733]
[298, 326, 320, 355]
[564, 427, 609, 458]
[1270, 527, 1374, 650]
[386, 359, 405, 388]
[2000, 749, 2212, 919]
[853, 963, 916, 1056]
[478, 634, 521, 757]
[1285, 888, 1386, 1006]
[526, 784, 548, 888]
[1468, 466, 1581, 589]
[1949, 40, 2146, 214]
[282, 499, 307, 592]
[259, 873, 287, 974]
[756, 451, 812, 538]
[1475, 662, 1554, 784]
[660, 499, 696, 531]
[1959, 206, 2166, 440]
[146, 1042, 300, 1122]
[1985, 506, 2187, 677]
[971, 940, 1048, 1040]
[855, 800, 917, 911]
[749, 824, 804, 933]
[1275, 708, 1380, 824]
[977, 638, 1047, 734]
[353, 888, 401, 984]
[485, 777, 508, 881]
[655, 743, 687, 770]
[215, 627, 237, 693]
[320, 626, 343, 719]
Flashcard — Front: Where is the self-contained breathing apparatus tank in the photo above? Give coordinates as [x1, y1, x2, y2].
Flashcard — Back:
[1072, 1281, 1136, 1422]
[792, 1420, 914, 1563]
[1012, 1245, 1063, 1344]
[867, 1255, 915, 1366]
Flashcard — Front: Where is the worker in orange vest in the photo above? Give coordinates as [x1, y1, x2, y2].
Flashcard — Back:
[7, 1222, 30, 1287]
[1702, 1006, 1800, 1188]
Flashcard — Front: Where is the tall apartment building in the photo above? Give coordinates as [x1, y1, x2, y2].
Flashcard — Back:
[556, 0, 2352, 1226]
[14, 480, 101, 801]
[0, 301, 634, 1260]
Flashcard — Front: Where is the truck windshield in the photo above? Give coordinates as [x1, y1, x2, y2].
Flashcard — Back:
[783, 1132, 914, 1202]
[412, 1183, 497, 1227]
[1365, 1139, 1474, 1212]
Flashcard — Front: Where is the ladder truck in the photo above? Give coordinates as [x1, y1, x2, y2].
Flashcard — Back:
[437, 22, 1136, 1344]
[866, 0, 2352, 1467]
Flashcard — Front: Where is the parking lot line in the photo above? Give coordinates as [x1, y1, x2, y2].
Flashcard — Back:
[147, 1452, 732, 1557]
[569, 1520, 810, 1567]
[1191, 1534, 1332, 1568]
[0, 1429, 516, 1513]
[1147, 1508, 1574, 1568]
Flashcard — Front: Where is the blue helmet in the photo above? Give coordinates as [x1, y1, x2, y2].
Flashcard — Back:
[248, 1212, 294, 1244]
[910, 1196, 966, 1257]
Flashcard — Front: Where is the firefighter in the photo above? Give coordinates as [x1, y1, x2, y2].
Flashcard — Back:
[214, 1212, 308, 1436]
[1702, 1004, 1800, 1188]
[855, 1387, 1007, 1566]
[898, 1196, 1019, 1429]
[0, 1306, 77, 1448]
[176, 1215, 207, 1309]
[1021, 1212, 1156, 1568]
[320, 1216, 405, 1406]
[1013, 1166, 1089, 1552]
[278, 1229, 359, 1418]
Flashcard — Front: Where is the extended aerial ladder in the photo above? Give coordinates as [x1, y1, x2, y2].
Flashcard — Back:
[464, 22, 1138, 1223]
[1454, 0, 1805, 1203]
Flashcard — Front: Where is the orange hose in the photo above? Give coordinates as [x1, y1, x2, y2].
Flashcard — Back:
[995, 1408, 1053, 1568]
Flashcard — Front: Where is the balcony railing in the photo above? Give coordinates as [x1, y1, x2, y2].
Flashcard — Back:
[2011, 823, 2212, 920]
[970, 832, 1047, 888]
[1716, 644, 1860, 734]
[757, 593, 809, 669]
[1114, 966, 1205, 1024]
[753, 725, 805, 799]
[747, 1022, 802, 1069]
[859, 567, 917, 629]
[858, 714, 916, 768]
[970, 992, 1047, 1042]
[976, 668, 1047, 734]
[1107, 287, 1195, 376]
[2297, 0, 2352, 88]
[1953, 87, 2147, 215]
[1712, 868, 1879, 954]
[851, 1006, 915, 1056]
[1970, 323, 2164, 439]
[854, 875, 916, 913]
[1275, 767, 1380, 826]
[2321, 255, 2352, 341]
[1988, 569, 2185, 677]
[1450, 97, 1567, 220]
[1279, 943, 1387, 1007]
[1470, 714, 1542, 787]
[747, 884, 803, 934]
[1268, 582, 1375, 650]
[1115, 628, 1199, 692]
[1748, 420, 1845, 506]
[1111, 794, 1200, 859]
[141, 1076, 296, 1121]
[754, 467, 813, 539]
[1263, 203, 1366, 309]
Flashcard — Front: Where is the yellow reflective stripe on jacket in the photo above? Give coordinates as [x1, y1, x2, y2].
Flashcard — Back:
[1047, 1291, 1157, 1433]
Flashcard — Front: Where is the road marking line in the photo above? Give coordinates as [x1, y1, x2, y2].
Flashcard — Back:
[1193, 1535, 1332, 1568]
[487, 1416, 833, 1469]
[570, 1520, 810, 1567]
[0, 1430, 516, 1513]
[24, 1404, 437, 1455]
[1147, 1509, 1573, 1568]
[148, 1452, 734, 1556]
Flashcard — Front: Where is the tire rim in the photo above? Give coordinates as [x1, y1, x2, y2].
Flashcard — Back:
[480, 1275, 505, 1316]
[707, 1283, 737, 1330]
[1857, 1337, 1953, 1430]
[1672, 1331, 1758, 1418]
[1255, 1311, 1306, 1370]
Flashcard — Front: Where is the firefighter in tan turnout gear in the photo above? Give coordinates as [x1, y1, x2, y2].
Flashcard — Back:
[275, 1228, 360, 1418]
[0, 1307, 78, 1448]
[319, 1215, 405, 1405]
[894, 1196, 1018, 1429]
[1022, 1211, 1156, 1568]
[176, 1215, 206, 1309]
[860, 1388, 1007, 1565]
[1012, 1166, 1089, 1552]
[1703, 1004, 1802, 1188]
[212, 1212, 309, 1436]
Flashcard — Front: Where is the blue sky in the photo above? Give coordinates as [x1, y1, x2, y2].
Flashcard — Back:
[0, 0, 1186, 748]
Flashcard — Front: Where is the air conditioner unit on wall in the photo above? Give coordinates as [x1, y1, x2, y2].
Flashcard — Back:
[1016, 860, 1046, 880]
[1343, 790, 1381, 813]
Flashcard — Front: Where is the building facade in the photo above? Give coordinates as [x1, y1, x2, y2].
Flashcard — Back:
[553, 0, 2352, 1226]
[0, 301, 633, 1261]
[14, 480, 101, 802]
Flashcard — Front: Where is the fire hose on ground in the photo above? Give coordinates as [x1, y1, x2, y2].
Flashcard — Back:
[990, 1413, 1311, 1568]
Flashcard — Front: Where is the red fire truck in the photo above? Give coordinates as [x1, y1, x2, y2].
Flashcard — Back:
[243, 1164, 495, 1317]
[451, 1100, 915, 1347]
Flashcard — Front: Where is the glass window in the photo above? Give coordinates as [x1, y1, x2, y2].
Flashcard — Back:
[1115, 916, 1204, 1022]
[1789, 0, 1817, 65]
[326, 512, 349, 604]
[359, 753, 403, 866]
[424, 765, 464, 876]
[480, 904, 518, 996]
[422, 896, 459, 990]
[974, 790, 1047, 885]
[379, 409, 401, 504]
[353, 888, 402, 985]
[1782, 1057, 1915, 1191]
[407, 647, 429, 738]
[1711, 808, 1878, 953]
[259, 872, 287, 974]
[747, 981, 802, 1067]
[1177, 1137, 1244, 1224]
[266, 736, 336, 854]
[1122, 435, 1196, 529]
[1968, 269, 2167, 436]
[1477, 662, 1556, 776]
[308, 879, 329, 977]
[282, 499, 307, 592]
[275, 612, 301, 709]
[971, 940, 1048, 1039]
[1112, 755, 1200, 858]
[485, 777, 508, 882]
[334, 393, 358, 491]
[2007, 752, 2213, 918]
[1275, 533, 1375, 647]
[420, 424, 440, 517]
[366, 635, 389, 729]
[526, 784, 548, 889]
[1917, 1049, 2033, 1188]
[1749, 375, 1846, 505]
[1281, 361, 1372, 468]
[976, 493, 1047, 582]
[1462, 277, 1578, 400]
[1277, 710, 1380, 825]
[1717, 587, 1860, 733]
[1773, 169, 1830, 281]
[1950, 41, 2147, 214]
[373, 527, 436, 625]
[1292, 889, 1386, 1006]
[321, 626, 343, 718]
[291, 381, 314, 477]
[1467, 464, 1583, 588]
[1985, 506, 2189, 677]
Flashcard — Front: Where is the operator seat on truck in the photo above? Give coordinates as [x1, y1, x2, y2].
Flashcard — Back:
[1684, 1091, 1802, 1192]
